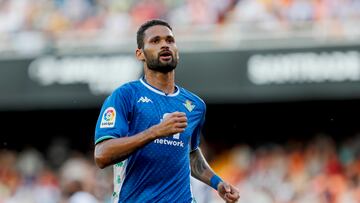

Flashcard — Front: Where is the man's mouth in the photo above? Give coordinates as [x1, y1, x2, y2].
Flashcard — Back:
[159, 51, 173, 61]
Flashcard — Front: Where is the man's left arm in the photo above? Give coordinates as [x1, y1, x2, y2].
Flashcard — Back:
[190, 148, 240, 202]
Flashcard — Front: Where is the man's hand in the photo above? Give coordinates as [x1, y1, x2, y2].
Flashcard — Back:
[217, 182, 240, 203]
[151, 112, 187, 138]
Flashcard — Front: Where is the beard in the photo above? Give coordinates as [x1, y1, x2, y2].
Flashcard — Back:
[144, 51, 178, 73]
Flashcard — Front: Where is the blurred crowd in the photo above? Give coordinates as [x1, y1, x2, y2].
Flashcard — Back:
[231, 0, 360, 32]
[1, 0, 360, 54]
[0, 138, 113, 203]
[203, 134, 360, 203]
[1, 134, 359, 203]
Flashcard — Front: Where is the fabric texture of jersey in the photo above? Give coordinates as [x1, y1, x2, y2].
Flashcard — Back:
[95, 78, 206, 203]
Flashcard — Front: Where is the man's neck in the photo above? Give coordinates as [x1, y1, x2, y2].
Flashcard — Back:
[144, 69, 175, 95]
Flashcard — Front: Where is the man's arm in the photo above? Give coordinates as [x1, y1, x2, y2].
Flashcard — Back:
[95, 127, 157, 168]
[95, 112, 187, 168]
[190, 148, 240, 202]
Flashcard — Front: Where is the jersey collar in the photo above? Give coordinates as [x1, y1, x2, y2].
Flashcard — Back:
[140, 77, 180, 97]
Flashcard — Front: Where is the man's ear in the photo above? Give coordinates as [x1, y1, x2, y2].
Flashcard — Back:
[136, 49, 145, 62]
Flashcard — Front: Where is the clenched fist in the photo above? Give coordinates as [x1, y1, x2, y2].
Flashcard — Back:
[151, 112, 187, 138]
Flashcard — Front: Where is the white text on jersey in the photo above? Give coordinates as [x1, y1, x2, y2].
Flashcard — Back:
[154, 138, 184, 147]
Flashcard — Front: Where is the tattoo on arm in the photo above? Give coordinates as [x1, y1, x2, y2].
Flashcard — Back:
[190, 149, 215, 185]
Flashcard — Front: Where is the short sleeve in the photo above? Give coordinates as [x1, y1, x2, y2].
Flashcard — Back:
[94, 86, 133, 144]
[190, 104, 206, 151]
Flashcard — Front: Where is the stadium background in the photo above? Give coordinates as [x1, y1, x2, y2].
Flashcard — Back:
[1, 0, 360, 202]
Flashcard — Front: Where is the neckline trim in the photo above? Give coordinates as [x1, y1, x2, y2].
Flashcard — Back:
[140, 77, 180, 97]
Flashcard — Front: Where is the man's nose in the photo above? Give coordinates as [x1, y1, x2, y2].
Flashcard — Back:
[160, 40, 169, 49]
[161, 45, 169, 50]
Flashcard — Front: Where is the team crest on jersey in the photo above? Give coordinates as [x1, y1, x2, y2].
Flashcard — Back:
[100, 107, 116, 128]
[183, 100, 195, 112]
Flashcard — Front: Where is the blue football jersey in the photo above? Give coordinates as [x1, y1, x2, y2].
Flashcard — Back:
[95, 77, 206, 203]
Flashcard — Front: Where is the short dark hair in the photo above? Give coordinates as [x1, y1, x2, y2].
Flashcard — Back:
[136, 19, 173, 49]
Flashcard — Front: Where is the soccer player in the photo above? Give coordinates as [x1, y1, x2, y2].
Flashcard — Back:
[94, 19, 240, 203]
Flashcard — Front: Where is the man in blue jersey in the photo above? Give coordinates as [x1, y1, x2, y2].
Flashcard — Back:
[94, 19, 240, 203]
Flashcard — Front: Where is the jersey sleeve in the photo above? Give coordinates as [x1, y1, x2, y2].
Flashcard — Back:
[94, 86, 133, 144]
[190, 103, 206, 151]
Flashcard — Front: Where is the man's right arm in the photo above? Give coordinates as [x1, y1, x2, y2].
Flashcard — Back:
[94, 111, 187, 168]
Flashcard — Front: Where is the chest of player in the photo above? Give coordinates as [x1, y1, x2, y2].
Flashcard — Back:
[129, 94, 200, 145]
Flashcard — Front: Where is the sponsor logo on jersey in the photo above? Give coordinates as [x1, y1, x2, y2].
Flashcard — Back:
[154, 138, 184, 147]
[100, 107, 116, 128]
[183, 100, 195, 112]
[137, 96, 153, 103]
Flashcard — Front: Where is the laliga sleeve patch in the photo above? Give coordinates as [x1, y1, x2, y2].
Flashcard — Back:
[100, 107, 116, 128]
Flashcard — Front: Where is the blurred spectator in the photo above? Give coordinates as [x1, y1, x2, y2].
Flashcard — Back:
[59, 155, 98, 202]
[0, 150, 20, 201]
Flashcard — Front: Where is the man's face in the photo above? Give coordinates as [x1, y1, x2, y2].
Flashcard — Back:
[142, 25, 179, 73]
